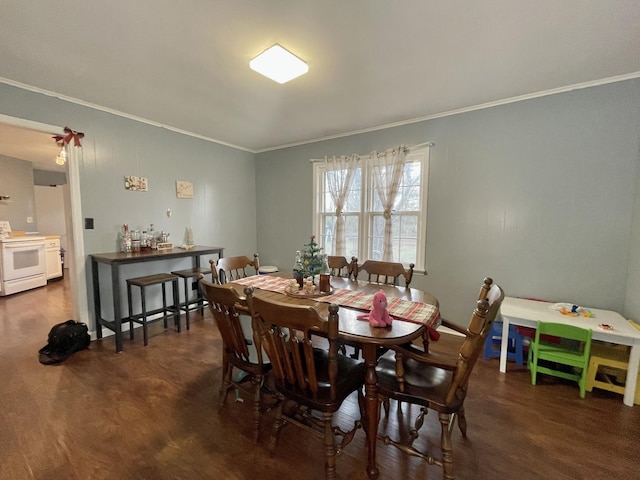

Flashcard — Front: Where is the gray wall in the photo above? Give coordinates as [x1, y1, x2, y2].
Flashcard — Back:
[34, 169, 67, 186]
[256, 79, 640, 325]
[0, 155, 38, 232]
[3, 79, 640, 329]
[1, 82, 257, 329]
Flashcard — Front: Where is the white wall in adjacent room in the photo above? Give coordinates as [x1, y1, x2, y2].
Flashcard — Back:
[34, 184, 68, 263]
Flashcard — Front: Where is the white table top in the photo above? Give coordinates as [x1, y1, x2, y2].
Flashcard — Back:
[500, 297, 640, 346]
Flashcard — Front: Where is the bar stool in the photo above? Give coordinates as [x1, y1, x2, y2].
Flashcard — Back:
[170, 267, 213, 330]
[126, 273, 181, 346]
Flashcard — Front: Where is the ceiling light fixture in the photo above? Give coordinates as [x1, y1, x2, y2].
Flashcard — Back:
[55, 146, 67, 165]
[249, 44, 308, 84]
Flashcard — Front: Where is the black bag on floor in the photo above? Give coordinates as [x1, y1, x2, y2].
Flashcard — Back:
[38, 320, 90, 365]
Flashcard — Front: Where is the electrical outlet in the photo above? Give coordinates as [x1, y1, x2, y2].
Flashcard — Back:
[26, 216, 33, 223]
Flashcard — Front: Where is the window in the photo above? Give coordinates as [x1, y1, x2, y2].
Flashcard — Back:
[313, 146, 429, 272]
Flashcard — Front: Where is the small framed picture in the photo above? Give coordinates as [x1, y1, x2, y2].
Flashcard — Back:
[176, 180, 194, 198]
[125, 175, 148, 191]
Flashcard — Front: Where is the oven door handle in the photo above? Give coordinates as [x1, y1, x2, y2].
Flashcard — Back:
[4, 242, 45, 249]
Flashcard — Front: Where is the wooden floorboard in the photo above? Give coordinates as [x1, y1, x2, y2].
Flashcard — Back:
[0, 276, 638, 479]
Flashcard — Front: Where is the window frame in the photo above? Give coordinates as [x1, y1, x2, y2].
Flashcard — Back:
[312, 146, 429, 272]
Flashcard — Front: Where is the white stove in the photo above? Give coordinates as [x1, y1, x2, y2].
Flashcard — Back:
[0, 221, 47, 296]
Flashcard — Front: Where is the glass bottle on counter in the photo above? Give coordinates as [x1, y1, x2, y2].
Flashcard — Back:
[130, 229, 141, 252]
[149, 224, 157, 249]
[293, 250, 304, 288]
[141, 230, 149, 250]
[121, 224, 132, 253]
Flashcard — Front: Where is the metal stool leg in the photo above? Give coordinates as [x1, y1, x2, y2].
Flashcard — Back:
[173, 278, 182, 332]
[127, 282, 134, 340]
[141, 287, 149, 346]
[161, 282, 168, 329]
[182, 277, 190, 330]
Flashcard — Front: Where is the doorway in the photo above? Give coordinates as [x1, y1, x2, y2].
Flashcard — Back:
[0, 114, 89, 327]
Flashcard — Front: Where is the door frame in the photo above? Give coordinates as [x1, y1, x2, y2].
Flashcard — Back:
[0, 113, 89, 327]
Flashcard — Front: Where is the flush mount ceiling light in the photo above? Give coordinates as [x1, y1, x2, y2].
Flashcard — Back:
[249, 44, 308, 84]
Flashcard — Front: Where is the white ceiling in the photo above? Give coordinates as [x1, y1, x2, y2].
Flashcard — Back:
[1, 1, 640, 171]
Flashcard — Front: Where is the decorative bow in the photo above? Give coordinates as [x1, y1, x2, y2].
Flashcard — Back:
[53, 127, 84, 147]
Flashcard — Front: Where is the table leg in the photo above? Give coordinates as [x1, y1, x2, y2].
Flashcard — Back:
[499, 317, 509, 373]
[624, 344, 640, 407]
[362, 343, 380, 479]
[111, 264, 123, 353]
[91, 258, 103, 339]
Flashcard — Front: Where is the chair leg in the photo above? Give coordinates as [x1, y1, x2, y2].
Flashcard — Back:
[585, 358, 598, 392]
[219, 356, 232, 407]
[269, 397, 286, 455]
[457, 406, 467, 437]
[251, 373, 262, 444]
[579, 369, 587, 398]
[439, 412, 455, 480]
[323, 412, 337, 480]
[528, 348, 537, 385]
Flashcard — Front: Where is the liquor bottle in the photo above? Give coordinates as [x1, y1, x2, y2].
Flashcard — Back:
[319, 253, 331, 293]
[293, 250, 304, 288]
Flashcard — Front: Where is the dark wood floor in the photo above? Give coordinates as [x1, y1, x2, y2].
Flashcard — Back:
[1, 276, 639, 480]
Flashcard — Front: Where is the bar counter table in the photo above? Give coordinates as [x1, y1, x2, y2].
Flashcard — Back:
[90, 246, 224, 352]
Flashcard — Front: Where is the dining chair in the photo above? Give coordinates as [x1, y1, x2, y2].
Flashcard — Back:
[327, 255, 357, 278]
[244, 286, 366, 480]
[346, 259, 415, 359]
[353, 259, 415, 287]
[374, 278, 504, 480]
[200, 279, 272, 443]
[210, 253, 260, 284]
[527, 322, 592, 398]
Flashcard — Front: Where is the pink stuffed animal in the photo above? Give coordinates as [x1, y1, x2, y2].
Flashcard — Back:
[357, 290, 393, 327]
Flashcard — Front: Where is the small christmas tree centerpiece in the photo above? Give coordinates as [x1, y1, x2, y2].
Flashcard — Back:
[300, 235, 324, 279]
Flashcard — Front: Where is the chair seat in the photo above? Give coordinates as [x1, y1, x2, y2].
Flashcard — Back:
[535, 343, 587, 366]
[276, 348, 366, 412]
[376, 350, 459, 412]
[127, 272, 178, 287]
[171, 267, 209, 278]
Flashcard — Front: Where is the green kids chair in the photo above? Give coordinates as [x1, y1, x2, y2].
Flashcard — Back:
[528, 322, 592, 398]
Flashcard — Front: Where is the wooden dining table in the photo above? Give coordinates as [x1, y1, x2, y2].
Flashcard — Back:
[230, 272, 440, 479]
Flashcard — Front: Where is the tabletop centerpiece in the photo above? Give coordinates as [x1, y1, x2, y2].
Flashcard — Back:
[290, 236, 331, 294]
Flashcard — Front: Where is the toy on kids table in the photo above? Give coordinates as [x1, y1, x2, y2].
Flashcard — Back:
[358, 290, 393, 327]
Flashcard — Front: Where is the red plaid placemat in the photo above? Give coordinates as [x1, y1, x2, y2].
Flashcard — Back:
[322, 289, 439, 327]
[322, 289, 371, 310]
[387, 298, 439, 326]
[232, 275, 290, 294]
[232, 275, 439, 327]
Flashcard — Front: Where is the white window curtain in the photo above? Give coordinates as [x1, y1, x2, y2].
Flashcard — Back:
[370, 145, 407, 262]
[324, 154, 359, 255]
